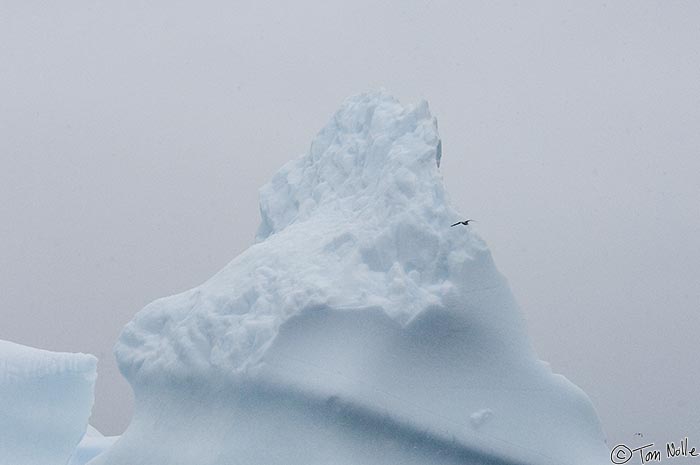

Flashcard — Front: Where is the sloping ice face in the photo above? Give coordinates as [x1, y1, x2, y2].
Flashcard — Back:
[0, 339, 97, 465]
[100, 92, 608, 465]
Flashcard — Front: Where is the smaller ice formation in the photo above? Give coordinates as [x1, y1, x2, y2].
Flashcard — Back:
[0, 339, 97, 465]
[68, 425, 119, 465]
[469, 408, 494, 430]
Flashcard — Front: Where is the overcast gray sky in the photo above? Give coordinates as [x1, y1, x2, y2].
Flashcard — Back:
[2, 0, 699, 456]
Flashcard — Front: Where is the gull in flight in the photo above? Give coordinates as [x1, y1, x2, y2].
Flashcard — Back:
[451, 220, 475, 227]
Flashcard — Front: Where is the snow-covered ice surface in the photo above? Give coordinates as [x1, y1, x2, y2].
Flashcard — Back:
[96, 92, 608, 465]
[0, 339, 97, 465]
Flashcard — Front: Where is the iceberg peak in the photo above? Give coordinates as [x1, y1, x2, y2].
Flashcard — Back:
[117, 91, 516, 380]
[256, 91, 443, 241]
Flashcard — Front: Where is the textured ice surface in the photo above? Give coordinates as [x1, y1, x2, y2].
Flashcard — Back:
[0, 339, 97, 465]
[99, 92, 608, 465]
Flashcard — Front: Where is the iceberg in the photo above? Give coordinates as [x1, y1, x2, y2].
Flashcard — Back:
[94, 92, 608, 465]
[0, 339, 97, 465]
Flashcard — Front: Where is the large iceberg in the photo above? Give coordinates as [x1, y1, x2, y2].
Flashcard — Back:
[0, 339, 97, 465]
[95, 92, 608, 465]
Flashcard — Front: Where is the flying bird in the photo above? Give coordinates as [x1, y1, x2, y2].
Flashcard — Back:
[451, 220, 475, 227]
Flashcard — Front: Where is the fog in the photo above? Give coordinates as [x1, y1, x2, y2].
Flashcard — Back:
[1, 0, 698, 455]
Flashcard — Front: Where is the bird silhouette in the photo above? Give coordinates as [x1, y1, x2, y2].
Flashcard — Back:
[451, 220, 474, 227]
